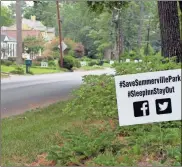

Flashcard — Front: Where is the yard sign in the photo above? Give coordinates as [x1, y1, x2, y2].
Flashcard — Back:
[115, 69, 181, 126]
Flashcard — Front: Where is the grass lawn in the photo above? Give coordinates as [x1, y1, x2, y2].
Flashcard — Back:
[2, 100, 181, 166]
[2, 101, 83, 166]
[77, 65, 105, 71]
[1, 65, 64, 75]
[1, 65, 15, 73]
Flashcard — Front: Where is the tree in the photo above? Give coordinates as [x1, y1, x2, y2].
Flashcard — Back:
[1, 6, 14, 26]
[87, 1, 128, 13]
[24, 37, 44, 59]
[24, 1, 56, 27]
[158, 1, 182, 61]
[8, 1, 27, 17]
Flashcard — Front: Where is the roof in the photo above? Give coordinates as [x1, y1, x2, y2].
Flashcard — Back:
[22, 18, 46, 31]
[1, 30, 42, 40]
[47, 27, 55, 33]
[1, 34, 7, 42]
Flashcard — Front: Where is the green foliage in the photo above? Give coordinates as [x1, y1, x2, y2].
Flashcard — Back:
[1, 6, 14, 26]
[59, 56, 80, 70]
[88, 60, 98, 66]
[48, 60, 56, 67]
[63, 74, 117, 118]
[87, 1, 128, 13]
[7, 57, 16, 62]
[23, 37, 44, 54]
[47, 127, 121, 166]
[10, 66, 24, 75]
[24, 2, 56, 27]
[115, 55, 181, 76]
[1, 60, 14, 66]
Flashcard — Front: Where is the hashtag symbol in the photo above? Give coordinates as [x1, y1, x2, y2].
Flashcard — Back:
[128, 91, 131, 97]
[119, 81, 122, 88]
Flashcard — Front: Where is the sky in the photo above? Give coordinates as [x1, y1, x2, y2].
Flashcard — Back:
[1, 1, 33, 6]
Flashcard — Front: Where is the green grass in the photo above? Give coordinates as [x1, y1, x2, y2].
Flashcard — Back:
[2, 100, 181, 166]
[78, 65, 105, 71]
[1, 65, 64, 75]
[1, 101, 84, 166]
[1, 65, 15, 73]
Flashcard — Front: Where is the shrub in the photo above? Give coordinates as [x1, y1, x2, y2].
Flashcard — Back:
[35, 57, 44, 62]
[10, 66, 24, 74]
[59, 56, 74, 70]
[8, 57, 16, 62]
[73, 59, 81, 68]
[48, 60, 56, 67]
[59, 56, 81, 70]
[80, 56, 91, 61]
[32, 61, 41, 67]
[88, 60, 98, 66]
[1, 60, 13, 66]
[74, 43, 84, 58]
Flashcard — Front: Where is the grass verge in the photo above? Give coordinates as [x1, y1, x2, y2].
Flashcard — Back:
[1, 65, 64, 75]
[2, 100, 181, 166]
[1, 101, 84, 166]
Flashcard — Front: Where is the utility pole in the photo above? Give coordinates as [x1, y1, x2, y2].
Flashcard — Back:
[16, 0, 23, 64]
[56, 0, 63, 68]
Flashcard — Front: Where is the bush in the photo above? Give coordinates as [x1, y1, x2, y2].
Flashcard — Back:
[115, 55, 181, 75]
[10, 66, 24, 75]
[35, 57, 44, 62]
[32, 61, 41, 67]
[74, 43, 84, 58]
[59, 56, 81, 70]
[8, 57, 16, 62]
[59, 56, 74, 70]
[48, 60, 56, 67]
[1, 60, 13, 66]
[88, 60, 98, 66]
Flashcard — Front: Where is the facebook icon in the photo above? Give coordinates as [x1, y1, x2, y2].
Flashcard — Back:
[133, 101, 150, 117]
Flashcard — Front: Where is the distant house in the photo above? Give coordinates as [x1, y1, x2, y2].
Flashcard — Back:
[1, 34, 17, 59]
[1, 30, 43, 40]
[1, 16, 55, 41]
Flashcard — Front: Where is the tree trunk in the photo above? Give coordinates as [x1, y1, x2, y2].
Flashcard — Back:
[16, 0, 23, 64]
[179, 1, 182, 54]
[158, 1, 182, 62]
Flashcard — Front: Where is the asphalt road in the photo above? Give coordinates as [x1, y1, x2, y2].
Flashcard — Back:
[1, 69, 115, 118]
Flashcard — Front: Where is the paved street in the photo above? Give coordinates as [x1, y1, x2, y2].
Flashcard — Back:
[1, 69, 115, 118]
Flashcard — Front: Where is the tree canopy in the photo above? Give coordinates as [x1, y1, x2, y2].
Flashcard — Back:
[1, 6, 14, 26]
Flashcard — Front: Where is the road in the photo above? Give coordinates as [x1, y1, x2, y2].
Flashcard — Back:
[1, 68, 115, 118]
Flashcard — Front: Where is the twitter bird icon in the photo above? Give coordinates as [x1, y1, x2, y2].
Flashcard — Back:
[156, 98, 172, 115]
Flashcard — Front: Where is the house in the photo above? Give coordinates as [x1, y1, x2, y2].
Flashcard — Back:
[1, 30, 44, 60]
[1, 30, 43, 40]
[1, 16, 55, 41]
[1, 34, 17, 59]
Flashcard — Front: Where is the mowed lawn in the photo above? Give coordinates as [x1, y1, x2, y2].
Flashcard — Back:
[1, 65, 64, 74]
[1, 101, 84, 166]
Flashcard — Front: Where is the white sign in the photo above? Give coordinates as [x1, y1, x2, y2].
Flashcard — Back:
[58, 41, 68, 51]
[41, 62, 48, 68]
[134, 60, 139, 63]
[126, 59, 130, 63]
[80, 61, 87, 67]
[115, 69, 181, 126]
[110, 60, 114, 65]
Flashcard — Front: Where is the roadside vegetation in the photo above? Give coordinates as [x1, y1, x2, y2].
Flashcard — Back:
[2, 54, 181, 166]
